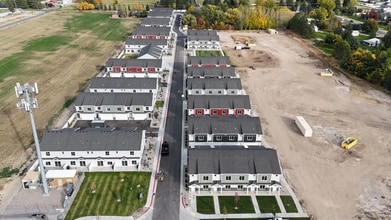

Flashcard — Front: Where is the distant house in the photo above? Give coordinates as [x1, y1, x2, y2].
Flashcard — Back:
[186, 66, 238, 78]
[137, 44, 163, 59]
[40, 128, 146, 172]
[186, 78, 244, 95]
[74, 92, 154, 120]
[187, 146, 282, 193]
[187, 95, 252, 117]
[147, 7, 174, 19]
[362, 38, 381, 47]
[187, 56, 231, 67]
[124, 38, 168, 55]
[105, 58, 162, 78]
[186, 30, 220, 50]
[131, 26, 171, 40]
[187, 116, 263, 147]
[141, 17, 172, 27]
[88, 77, 158, 96]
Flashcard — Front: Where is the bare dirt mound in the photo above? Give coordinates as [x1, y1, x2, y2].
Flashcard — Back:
[227, 49, 278, 68]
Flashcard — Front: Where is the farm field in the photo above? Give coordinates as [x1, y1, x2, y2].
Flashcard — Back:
[65, 172, 150, 220]
[0, 11, 140, 202]
[218, 30, 391, 219]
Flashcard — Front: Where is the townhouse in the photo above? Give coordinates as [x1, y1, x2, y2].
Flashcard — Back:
[186, 30, 220, 50]
[141, 17, 172, 27]
[89, 77, 158, 96]
[186, 78, 244, 95]
[40, 128, 146, 172]
[147, 7, 174, 20]
[124, 38, 168, 55]
[187, 95, 252, 116]
[131, 26, 171, 40]
[186, 66, 238, 78]
[74, 92, 154, 121]
[187, 146, 282, 193]
[105, 58, 162, 78]
[187, 56, 231, 67]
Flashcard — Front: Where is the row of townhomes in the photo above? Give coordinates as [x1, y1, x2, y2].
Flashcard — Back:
[36, 8, 174, 185]
[185, 30, 282, 194]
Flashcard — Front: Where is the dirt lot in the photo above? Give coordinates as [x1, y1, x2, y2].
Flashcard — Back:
[218, 31, 391, 219]
[0, 11, 137, 208]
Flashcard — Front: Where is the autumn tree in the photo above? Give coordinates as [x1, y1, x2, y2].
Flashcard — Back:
[318, 0, 336, 17]
[77, 1, 95, 10]
[333, 35, 351, 65]
[182, 13, 197, 28]
[361, 19, 378, 38]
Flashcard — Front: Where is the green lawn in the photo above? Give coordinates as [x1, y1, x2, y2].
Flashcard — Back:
[104, 0, 158, 6]
[201, 218, 310, 220]
[197, 196, 215, 214]
[315, 43, 334, 55]
[280, 196, 298, 213]
[196, 50, 223, 56]
[65, 172, 151, 220]
[256, 196, 281, 214]
[218, 196, 255, 214]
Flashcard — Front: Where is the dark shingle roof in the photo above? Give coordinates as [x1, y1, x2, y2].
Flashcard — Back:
[141, 17, 171, 26]
[188, 56, 230, 66]
[132, 26, 171, 36]
[40, 128, 144, 151]
[188, 146, 281, 174]
[187, 78, 242, 90]
[186, 67, 236, 78]
[89, 77, 157, 90]
[187, 30, 218, 36]
[187, 95, 251, 109]
[138, 44, 162, 59]
[106, 58, 162, 68]
[147, 7, 173, 17]
[187, 35, 220, 41]
[125, 38, 168, 46]
[188, 116, 262, 135]
[74, 93, 153, 106]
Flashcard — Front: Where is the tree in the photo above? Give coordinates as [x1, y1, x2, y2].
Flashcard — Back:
[287, 12, 315, 38]
[381, 29, 391, 49]
[15, 0, 28, 9]
[362, 19, 378, 38]
[77, 2, 95, 10]
[333, 35, 351, 65]
[182, 13, 197, 28]
[90, 181, 97, 193]
[318, 0, 336, 17]
[5, 0, 15, 12]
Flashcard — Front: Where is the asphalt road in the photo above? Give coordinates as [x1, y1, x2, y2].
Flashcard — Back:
[0, 9, 51, 30]
[336, 15, 388, 37]
[152, 14, 186, 220]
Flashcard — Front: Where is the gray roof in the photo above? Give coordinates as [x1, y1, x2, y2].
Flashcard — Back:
[187, 78, 242, 90]
[188, 116, 262, 135]
[188, 146, 281, 174]
[188, 56, 230, 66]
[187, 35, 220, 41]
[89, 77, 157, 90]
[74, 92, 153, 106]
[187, 30, 218, 36]
[125, 37, 168, 46]
[106, 58, 162, 68]
[132, 26, 171, 36]
[187, 95, 251, 109]
[40, 128, 144, 152]
[138, 44, 162, 59]
[141, 17, 171, 26]
[147, 8, 173, 17]
[187, 67, 236, 78]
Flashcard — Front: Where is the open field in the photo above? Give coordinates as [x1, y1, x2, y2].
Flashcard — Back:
[218, 30, 391, 219]
[0, 11, 139, 205]
[65, 172, 150, 220]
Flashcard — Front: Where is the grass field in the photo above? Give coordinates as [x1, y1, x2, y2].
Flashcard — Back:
[197, 196, 215, 214]
[0, 11, 140, 185]
[280, 195, 298, 213]
[256, 196, 281, 214]
[104, 0, 158, 6]
[218, 196, 255, 214]
[65, 172, 151, 219]
[195, 50, 223, 56]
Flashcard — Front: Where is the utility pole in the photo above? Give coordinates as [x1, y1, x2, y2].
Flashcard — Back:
[15, 82, 49, 196]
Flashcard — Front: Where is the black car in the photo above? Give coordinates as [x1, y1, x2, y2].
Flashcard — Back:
[161, 141, 169, 155]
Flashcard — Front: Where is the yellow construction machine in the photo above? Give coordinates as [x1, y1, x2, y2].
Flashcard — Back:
[341, 137, 358, 149]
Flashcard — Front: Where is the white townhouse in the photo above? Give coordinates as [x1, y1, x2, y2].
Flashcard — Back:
[187, 56, 231, 67]
[105, 58, 162, 78]
[141, 17, 172, 27]
[186, 66, 239, 78]
[124, 38, 168, 55]
[186, 78, 244, 95]
[186, 30, 220, 50]
[187, 115, 263, 147]
[147, 7, 174, 21]
[40, 128, 146, 172]
[131, 26, 171, 40]
[89, 77, 158, 97]
[187, 146, 282, 193]
[74, 92, 154, 121]
[187, 95, 252, 117]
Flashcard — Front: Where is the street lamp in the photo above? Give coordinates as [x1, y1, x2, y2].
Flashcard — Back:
[15, 82, 49, 196]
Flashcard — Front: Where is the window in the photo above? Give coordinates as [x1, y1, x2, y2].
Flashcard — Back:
[78, 107, 82, 111]
[70, 161, 76, 165]
[117, 108, 121, 111]
[71, 152, 75, 156]
[111, 90, 114, 93]
[97, 107, 101, 110]
[260, 185, 266, 189]
[136, 107, 141, 111]
[246, 136, 254, 141]
[231, 91, 235, 94]
[222, 109, 227, 115]
[215, 135, 222, 141]
[107, 108, 111, 111]
[198, 136, 204, 141]
[203, 176, 209, 181]
[238, 185, 243, 189]
[145, 107, 149, 110]
[239, 176, 245, 180]
[208, 91, 212, 94]
[107, 161, 113, 165]
[130, 151, 134, 155]
[55, 161, 61, 167]
[212, 110, 218, 115]
[87, 108, 91, 111]
[122, 161, 128, 166]
[97, 161, 103, 166]
[105, 151, 110, 156]
[229, 136, 236, 141]
[149, 90, 152, 93]
[45, 161, 51, 166]
[80, 161, 86, 166]
[225, 185, 231, 189]
[132, 160, 137, 165]
[226, 176, 231, 181]
[261, 176, 267, 181]
[127, 107, 131, 110]
[203, 185, 209, 189]
[46, 152, 50, 156]
[195, 91, 200, 94]
[218, 91, 222, 94]
[133, 90, 136, 92]
[94, 89, 97, 92]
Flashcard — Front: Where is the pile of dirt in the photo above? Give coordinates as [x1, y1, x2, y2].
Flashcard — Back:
[231, 35, 256, 44]
[227, 49, 278, 68]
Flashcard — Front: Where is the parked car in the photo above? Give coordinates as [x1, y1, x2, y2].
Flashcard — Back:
[161, 141, 169, 155]
[65, 182, 74, 197]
